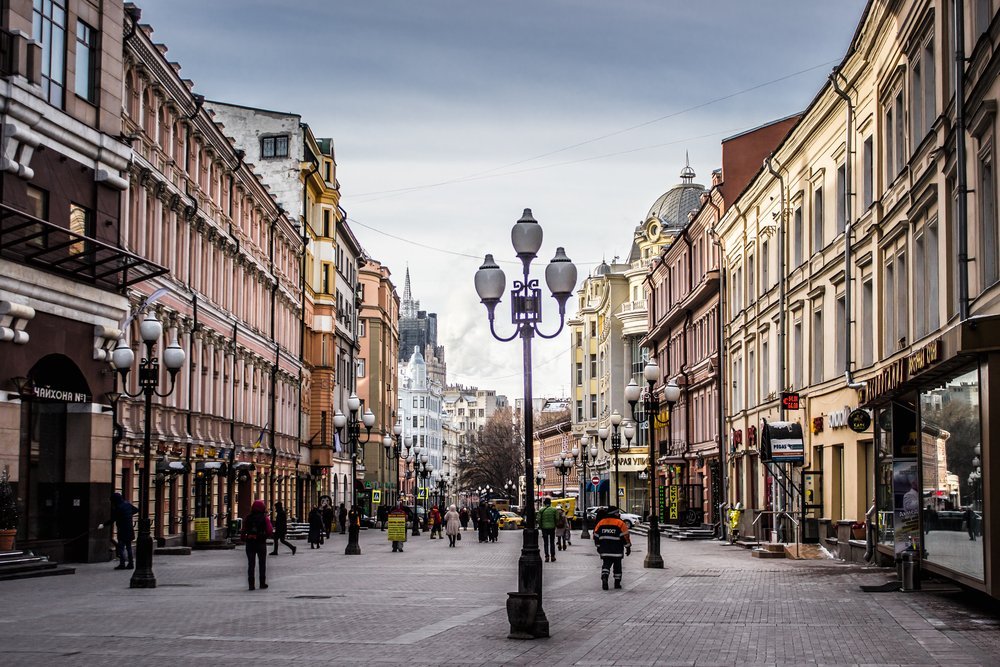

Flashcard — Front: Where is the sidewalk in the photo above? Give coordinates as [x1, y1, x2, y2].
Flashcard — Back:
[1, 527, 997, 665]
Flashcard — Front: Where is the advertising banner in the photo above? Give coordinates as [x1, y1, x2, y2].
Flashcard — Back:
[762, 421, 805, 464]
[194, 517, 211, 543]
[892, 459, 921, 555]
[387, 511, 407, 542]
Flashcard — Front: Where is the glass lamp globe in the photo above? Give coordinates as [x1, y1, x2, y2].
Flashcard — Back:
[333, 410, 347, 429]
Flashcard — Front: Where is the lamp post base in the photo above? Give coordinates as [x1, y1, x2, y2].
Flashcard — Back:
[509, 528, 548, 639]
[411, 507, 421, 537]
[643, 514, 664, 569]
[345, 525, 361, 555]
[129, 520, 157, 588]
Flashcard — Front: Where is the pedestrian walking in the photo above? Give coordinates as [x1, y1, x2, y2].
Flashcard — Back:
[242, 499, 274, 590]
[269, 502, 297, 555]
[444, 504, 461, 547]
[429, 505, 443, 539]
[322, 503, 335, 538]
[964, 506, 978, 540]
[593, 506, 631, 590]
[99, 492, 137, 570]
[470, 505, 479, 532]
[489, 503, 501, 542]
[477, 501, 490, 543]
[555, 506, 568, 550]
[308, 506, 325, 548]
[538, 498, 558, 561]
[459, 506, 470, 530]
[377, 504, 389, 530]
[338, 503, 348, 535]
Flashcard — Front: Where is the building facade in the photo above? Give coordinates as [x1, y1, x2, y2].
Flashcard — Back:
[398, 347, 444, 502]
[0, 0, 158, 563]
[398, 268, 446, 384]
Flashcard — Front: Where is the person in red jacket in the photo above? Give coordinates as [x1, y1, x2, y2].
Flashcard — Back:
[242, 499, 274, 590]
[429, 505, 443, 539]
[593, 506, 631, 590]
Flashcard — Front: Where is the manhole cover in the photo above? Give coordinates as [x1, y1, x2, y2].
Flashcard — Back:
[292, 595, 333, 599]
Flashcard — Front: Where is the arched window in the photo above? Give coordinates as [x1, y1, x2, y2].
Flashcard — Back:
[142, 88, 154, 136]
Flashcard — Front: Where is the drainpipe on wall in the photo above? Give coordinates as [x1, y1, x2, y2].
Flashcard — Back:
[764, 157, 788, 421]
[955, 0, 971, 321]
[831, 68, 866, 392]
[705, 193, 728, 535]
[268, 208, 283, 505]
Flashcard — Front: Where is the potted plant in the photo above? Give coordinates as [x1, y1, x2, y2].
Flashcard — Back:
[0, 466, 19, 550]
[850, 521, 866, 541]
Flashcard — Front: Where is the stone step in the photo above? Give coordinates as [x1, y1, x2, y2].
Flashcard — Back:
[762, 543, 786, 553]
[751, 548, 786, 559]
[0, 550, 76, 582]
[154, 546, 192, 556]
[734, 539, 761, 549]
[783, 543, 830, 560]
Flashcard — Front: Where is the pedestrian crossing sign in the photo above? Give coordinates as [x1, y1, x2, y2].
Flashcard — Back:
[372, 490, 381, 504]
[618, 488, 625, 496]
[417, 488, 426, 500]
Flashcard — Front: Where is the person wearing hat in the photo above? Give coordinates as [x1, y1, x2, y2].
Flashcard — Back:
[593, 506, 631, 590]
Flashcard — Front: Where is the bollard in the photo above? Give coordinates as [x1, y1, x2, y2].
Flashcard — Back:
[900, 551, 920, 591]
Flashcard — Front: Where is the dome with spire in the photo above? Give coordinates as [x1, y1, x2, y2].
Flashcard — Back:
[645, 155, 706, 232]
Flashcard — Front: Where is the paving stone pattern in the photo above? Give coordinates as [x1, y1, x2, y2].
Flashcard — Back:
[1, 528, 998, 666]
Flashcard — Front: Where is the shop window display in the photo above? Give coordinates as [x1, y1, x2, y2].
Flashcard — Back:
[920, 367, 984, 581]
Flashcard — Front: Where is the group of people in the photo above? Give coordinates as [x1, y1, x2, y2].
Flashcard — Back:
[306, 502, 357, 549]
[536, 498, 572, 562]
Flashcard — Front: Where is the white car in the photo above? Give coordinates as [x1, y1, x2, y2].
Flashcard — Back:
[620, 512, 642, 528]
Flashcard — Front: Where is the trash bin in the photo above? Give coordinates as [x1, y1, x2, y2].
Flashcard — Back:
[900, 551, 920, 591]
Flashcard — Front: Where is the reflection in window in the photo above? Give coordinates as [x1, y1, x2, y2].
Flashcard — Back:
[920, 367, 984, 581]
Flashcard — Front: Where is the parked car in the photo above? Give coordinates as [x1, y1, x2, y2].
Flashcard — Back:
[497, 511, 525, 530]
[359, 514, 377, 529]
[619, 511, 642, 528]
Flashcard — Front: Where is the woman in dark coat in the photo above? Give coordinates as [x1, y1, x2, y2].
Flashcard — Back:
[477, 501, 490, 543]
[270, 502, 296, 555]
[308, 506, 325, 548]
[459, 506, 470, 530]
[242, 499, 274, 590]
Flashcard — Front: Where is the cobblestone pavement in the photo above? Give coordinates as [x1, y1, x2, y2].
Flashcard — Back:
[2, 528, 999, 666]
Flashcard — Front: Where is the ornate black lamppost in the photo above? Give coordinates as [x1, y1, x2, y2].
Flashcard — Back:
[112, 312, 186, 589]
[534, 469, 546, 509]
[333, 393, 375, 555]
[382, 422, 403, 506]
[403, 440, 428, 536]
[503, 479, 516, 505]
[475, 208, 577, 640]
[625, 363, 680, 569]
[553, 451, 575, 499]
[571, 436, 599, 539]
[598, 410, 635, 513]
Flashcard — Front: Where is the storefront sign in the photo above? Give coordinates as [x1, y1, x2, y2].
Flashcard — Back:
[31, 384, 90, 402]
[761, 421, 805, 464]
[908, 339, 942, 375]
[828, 406, 852, 429]
[859, 339, 943, 404]
[668, 485, 679, 520]
[613, 454, 649, 472]
[847, 409, 872, 433]
[811, 417, 824, 434]
[781, 392, 800, 410]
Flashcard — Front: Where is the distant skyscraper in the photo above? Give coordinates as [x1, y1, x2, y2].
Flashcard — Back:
[398, 268, 447, 384]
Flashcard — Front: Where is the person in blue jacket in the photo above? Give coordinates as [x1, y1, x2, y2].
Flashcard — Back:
[99, 492, 137, 570]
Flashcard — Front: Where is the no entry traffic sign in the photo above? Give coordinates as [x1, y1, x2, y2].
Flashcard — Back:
[591, 476, 600, 485]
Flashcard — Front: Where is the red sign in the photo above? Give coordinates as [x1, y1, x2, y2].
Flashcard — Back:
[781, 392, 801, 410]
[591, 476, 600, 485]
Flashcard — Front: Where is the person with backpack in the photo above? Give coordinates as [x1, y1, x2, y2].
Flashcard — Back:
[269, 502, 296, 556]
[555, 506, 568, 551]
[537, 498, 559, 562]
[242, 499, 274, 590]
[593, 506, 631, 590]
[99, 492, 137, 570]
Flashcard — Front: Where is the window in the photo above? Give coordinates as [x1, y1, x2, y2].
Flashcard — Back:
[358, 321, 366, 338]
[261, 135, 289, 159]
[324, 161, 331, 182]
[590, 396, 597, 419]
[883, 241, 908, 354]
[74, 20, 97, 103]
[862, 278, 873, 367]
[68, 203, 93, 255]
[792, 321, 803, 389]
[732, 355, 743, 412]
[26, 185, 48, 219]
[813, 186, 824, 252]
[793, 206, 803, 266]
[575, 331, 582, 347]
[321, 263, 331, 294]
[885, 88, 906, 182]
[576, 401, 584, 422]
[590, 321, 596, 337]
[914, 214, 940, 338]
[747, 253, 755, 299]
[322, 209, 331, 237]
[412, 397, 417, 408]
[836, 164, 847, 234]
[590, 353, 597, 377]
[575, 362, 583, 385]
[761, 240, 769, 290]
[33, 0, 67, 106]
[812, 307, 824, 382]
[835, 295, 846, 373]
[910, 33, 936, 149]
[981, 146, 998, 286]
[761, 338, 769, 398]
[356, 359, 365, 378]
[748, 349, 756, 406]
[863, 137, 874, 208]
[974, 0, 992, 40]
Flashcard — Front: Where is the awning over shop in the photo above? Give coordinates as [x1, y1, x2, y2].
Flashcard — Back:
[0, 203, 168, 292]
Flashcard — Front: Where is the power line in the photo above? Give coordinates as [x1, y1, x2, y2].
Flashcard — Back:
[450, 347, 570, 383]
[350, 59, 837, 201]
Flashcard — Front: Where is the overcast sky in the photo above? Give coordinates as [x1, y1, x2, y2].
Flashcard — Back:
[137, 0, 867, 402]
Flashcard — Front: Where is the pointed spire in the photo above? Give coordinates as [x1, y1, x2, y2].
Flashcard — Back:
[680, 152, 696, 183]
[403, 265, 412, 304]
[401, 265, 418, 318]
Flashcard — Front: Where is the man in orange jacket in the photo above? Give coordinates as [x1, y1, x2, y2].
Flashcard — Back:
[593, 506, 631, 590]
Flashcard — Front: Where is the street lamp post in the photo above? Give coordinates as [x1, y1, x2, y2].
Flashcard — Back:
[597, 411, 635, 513]
[503, 479, 516, 505]
[382, 422, 403, 506]
[553, 452, 575, 499]
[626, 364, 680, 569]
[534, 470, 546, 509]
[333, 394, 375, 555]
[112, 312, 186, 589]
[474, 209, 577, 639]
[571, 437, 599, 539]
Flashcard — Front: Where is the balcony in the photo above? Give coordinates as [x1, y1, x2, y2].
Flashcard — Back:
[618, 299, 647, 315]
[0, 27, 40, 82]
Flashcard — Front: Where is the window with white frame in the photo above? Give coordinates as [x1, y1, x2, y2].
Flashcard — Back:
[761, 240, 770, 291]
[792, 320, 803, 389]
[261, 135, 290, 159]
[863, 137, 874, 208]
[356, 359, 365, 378]
[748, 348, 756, 407]
[882, 238, 908, 354]
[761, 336, 770, 399]
[812, 305, 824, 383]
[793, 205, 803, 266]
[732, 353, 743, 412]
[835, 294, 846, 373]
[862, 276, 874, 367]
[813, 185, 825, 253]
[980, 140, 999, 287]
[913, 212, 940, 338]
[836, 163, 847, 235]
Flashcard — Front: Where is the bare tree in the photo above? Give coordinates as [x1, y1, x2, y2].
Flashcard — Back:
[456, 407, 523, 493]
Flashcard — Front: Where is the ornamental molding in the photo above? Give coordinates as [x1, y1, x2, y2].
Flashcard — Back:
[0, 300, 35, 344]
